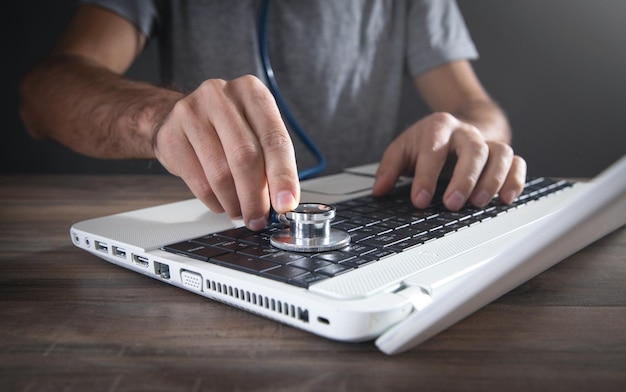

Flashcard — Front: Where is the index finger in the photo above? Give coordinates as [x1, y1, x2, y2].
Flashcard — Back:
[228, 76, 300, 213]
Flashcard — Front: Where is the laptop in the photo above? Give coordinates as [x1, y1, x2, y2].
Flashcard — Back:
[70, 155, 626, 355]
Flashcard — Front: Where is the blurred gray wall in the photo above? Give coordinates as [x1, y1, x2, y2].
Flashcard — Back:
[4, 0, 625, 177]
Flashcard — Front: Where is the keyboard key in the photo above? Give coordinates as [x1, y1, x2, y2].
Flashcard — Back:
[289, 257, 334, 272]
[261, 251, 305, 264]
[192, 235, 227, 247]
[342, 257, 375, 268]
[163, 241, 228, 261]
[211, 253, 279, 274]
[262, 265, 308, 282]
[214, 226, 256, 240]
[238, 246, 279, 258]
[289, 272, 329, 288]
[214, 240, 251, 252]
[314, 251, 355, 263]
[317, 263, 353, 277]
[340, 243, 378, 257]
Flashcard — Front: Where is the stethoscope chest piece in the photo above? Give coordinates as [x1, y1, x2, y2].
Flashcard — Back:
[270, 203, 350, 252]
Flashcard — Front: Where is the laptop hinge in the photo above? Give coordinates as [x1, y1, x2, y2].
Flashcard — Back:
[393, 285, 433, 312]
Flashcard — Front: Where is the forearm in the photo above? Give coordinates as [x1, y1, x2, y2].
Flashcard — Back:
[413, 61, 513, 145]
[19, 54, 182, 159]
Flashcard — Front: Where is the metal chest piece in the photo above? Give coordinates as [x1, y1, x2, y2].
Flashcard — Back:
[270, 203, 350, 253]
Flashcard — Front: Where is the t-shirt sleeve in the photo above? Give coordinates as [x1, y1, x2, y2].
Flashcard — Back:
[78, 0, 158, 38]
[406, 0, 478, 77]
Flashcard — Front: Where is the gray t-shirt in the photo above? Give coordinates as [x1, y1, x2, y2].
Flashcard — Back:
[80, 0, 478, 175]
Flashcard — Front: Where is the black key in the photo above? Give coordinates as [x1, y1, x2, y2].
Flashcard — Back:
[335, 209, 362, 219]
[238, 246, 279, 258]
[289, 272, 329, 288]
[364, 232, 411, 249]
[341, 243, 378, 257]
[214, 226, 256, 240]
[191, 235, 227, 247]
[349, 216, 381, 226]
[317, 263, 353, 277]
[350, 205, 379, 215]
[314, 251, 355, 263]
[163, 241, 228, 261]
[262, 265, 309, 282]
[238, 233, 270, 246]
[213, 240, 251, 252]
[211, 253, 278, 274]
[361, 248, 396, 260]
[342, 257, 375, 268]
[332, 221, 363, 232]
[375, 219, 408, 230]
[443, 221, 470, 232]
[289, 257, 334, 272]
[386, 236, 426, 252]
[262, 251, 305, 265]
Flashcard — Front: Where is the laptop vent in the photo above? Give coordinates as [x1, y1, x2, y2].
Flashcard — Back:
[206, 278, 308, 322]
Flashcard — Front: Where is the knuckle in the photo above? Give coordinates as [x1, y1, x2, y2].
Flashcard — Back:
[199, 78, 226, 92]
[259, 128, 292, 153]
[429, 112, 457, 127]
[237, 74, 262, 85]
[465, 138, 489, 159]
[229, 75, 266, 95]
[488, 141, 514, 158]
[198, 79, 230, 109]
[229, 141, 262, 168]
[170, 98, 195, 119]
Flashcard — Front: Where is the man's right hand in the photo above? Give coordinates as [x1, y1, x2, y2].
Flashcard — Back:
[153, 75, 301, 231]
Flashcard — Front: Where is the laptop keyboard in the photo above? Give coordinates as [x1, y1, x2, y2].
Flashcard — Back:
[162, 177, 573, 288]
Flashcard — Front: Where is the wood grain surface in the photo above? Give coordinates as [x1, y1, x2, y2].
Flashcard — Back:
[1, 175, 625, 392]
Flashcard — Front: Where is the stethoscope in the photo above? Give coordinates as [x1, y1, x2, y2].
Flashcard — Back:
[257, 0, 325, 180]
[257, 0, 351, 252]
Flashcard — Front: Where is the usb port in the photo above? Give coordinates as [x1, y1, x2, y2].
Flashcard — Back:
[95, 241, 109, 253]
[133, 254, 150, 268]
[112, 246, 127, 259]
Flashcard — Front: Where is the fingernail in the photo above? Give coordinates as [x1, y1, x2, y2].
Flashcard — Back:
[248, 217, 268, 232]
[473, 190, 491, 207]
[415, 189, 432, 208]
[276, 190, 297, 212]
[446, 191, 466, 211]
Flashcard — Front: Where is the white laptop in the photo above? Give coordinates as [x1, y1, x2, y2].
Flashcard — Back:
[70, 155, 626, 355]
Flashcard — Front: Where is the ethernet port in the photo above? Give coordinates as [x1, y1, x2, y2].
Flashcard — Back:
[154, 261, 171, 279]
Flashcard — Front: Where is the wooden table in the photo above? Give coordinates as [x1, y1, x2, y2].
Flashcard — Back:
[1, 175, 625, 391]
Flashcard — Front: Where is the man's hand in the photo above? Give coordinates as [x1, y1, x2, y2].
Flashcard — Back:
[372, 112, 527, 210]
[153, 75, 300, 231]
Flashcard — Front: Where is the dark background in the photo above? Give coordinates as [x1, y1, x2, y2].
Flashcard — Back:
[4, 0, 625, 178]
